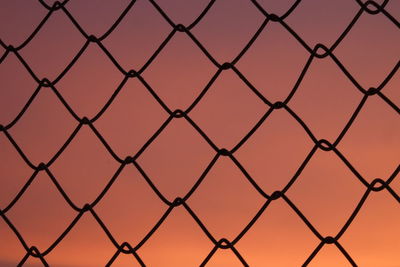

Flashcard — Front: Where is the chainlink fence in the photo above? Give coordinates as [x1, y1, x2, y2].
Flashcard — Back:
[1, 0, 399, 266]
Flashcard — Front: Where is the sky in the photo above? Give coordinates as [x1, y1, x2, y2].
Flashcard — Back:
[0, 0, 399, 266]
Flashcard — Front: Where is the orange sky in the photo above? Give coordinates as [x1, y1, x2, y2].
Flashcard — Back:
[0, 0, 399, 266]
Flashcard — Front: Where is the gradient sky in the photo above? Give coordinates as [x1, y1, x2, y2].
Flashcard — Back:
[1, 0, 399, 266]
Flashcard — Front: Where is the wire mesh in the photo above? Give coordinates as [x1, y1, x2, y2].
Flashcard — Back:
[0, 0, 399, 266]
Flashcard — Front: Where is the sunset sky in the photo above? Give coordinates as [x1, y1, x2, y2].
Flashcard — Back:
[0, 0, 399, 266]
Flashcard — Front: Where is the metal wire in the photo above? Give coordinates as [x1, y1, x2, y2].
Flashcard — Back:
[0, 0, 399, 266]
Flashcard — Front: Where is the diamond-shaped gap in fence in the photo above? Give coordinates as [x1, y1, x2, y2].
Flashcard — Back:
[153, 0, 213, 26]
[340, 191, 400, 267]
[236, 198, 320, 266]
[288, 54, 361, 142]
[191, 0, 264, 63]
[45, 211, 117, 267]
[0, 134, 33, 208]
[187, 156, 265, 241]
[0, 0, 47, 45]
[142, 32, 216, 110]
[234, 108, 314, 195]
[334, 3, 400, 89]
[189, 70, 266, 149]
[236, 21, 309, 103]
[55, 42, 124, 118]
[307, 245, 353, 267]
[94, 164, 165, 247]
[338, 96, 400, 181]
[103, 0, 172, 71]
[5, 171, 76, 250]
[94, 77, 168, 157]
[66, 0, 132, 37]
[138, 206, 212, 267]
[136, 118, 215, 201]
[18, 8, 84, 81]
[0, 217, 27, 266]
[285, 150, 365, 236]
[6, 88, 77, 165]
[49, 125, 120, 206]
[0, 52, 38, 124]
[284, 0, 360, 48]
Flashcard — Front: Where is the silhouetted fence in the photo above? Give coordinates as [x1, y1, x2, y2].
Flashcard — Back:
[0, 0, 399, 266]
